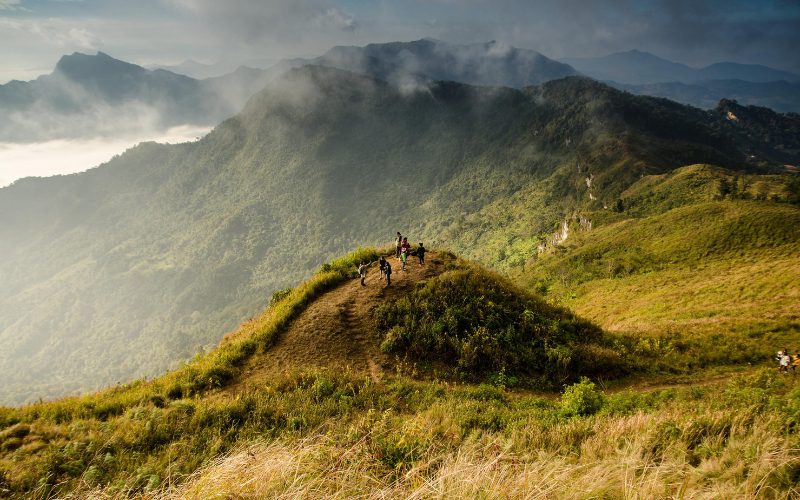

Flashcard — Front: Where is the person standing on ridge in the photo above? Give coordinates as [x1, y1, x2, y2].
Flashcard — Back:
[395, 232, 403, 259]
[384, 261, 392, 287]
[417, 242, 426, 265]
[780, 348, 791, 373]
[400, 237, 411, 271]
[379, 256, 388, 281]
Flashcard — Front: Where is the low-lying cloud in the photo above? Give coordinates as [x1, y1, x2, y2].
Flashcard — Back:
[0, 125, 212, 188]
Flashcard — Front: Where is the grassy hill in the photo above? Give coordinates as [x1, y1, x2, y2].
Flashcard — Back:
[519, 164, 800, 373]
[0, 249, 798, 498]
[1, 65, 799, 405]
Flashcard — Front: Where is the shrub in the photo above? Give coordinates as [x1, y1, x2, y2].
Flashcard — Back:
[373, 263, 608, 384]
[560, 377, 605, 417]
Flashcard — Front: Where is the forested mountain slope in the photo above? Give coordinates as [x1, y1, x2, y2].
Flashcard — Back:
[0, 65, 797, 404]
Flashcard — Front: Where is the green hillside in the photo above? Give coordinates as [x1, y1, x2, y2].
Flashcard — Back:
[0, 249, 798, 498]
[520, 164, 800, 371]
[1, 66, 798, 405]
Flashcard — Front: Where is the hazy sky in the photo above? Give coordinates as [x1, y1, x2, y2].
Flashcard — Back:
[1, 0, 799, 83]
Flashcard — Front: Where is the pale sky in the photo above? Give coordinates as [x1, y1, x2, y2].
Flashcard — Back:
[1, 0, 799, 83]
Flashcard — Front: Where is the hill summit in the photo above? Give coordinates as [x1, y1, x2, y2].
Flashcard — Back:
[225, 250, 615, 394]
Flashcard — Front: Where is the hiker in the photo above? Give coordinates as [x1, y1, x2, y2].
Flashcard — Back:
[793, 352, 800, 374]
[400, 237, 411, 271]
[395, 232, 403, 259]
[384, 261, 392, 287]
[417, 242, 426, 265]
[780, 348, 791, 373]
[357, 261, 371, 286]
[379, 256, 388, 280]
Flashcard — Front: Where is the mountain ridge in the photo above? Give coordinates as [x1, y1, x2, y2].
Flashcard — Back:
[562, 49, 800, 85]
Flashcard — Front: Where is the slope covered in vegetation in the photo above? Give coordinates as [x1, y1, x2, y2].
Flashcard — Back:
[2, 64, 798, 404]
[521, 165, 800, 372]
[0, 248, 635, 497]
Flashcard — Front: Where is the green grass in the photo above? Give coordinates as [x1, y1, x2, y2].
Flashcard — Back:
[0, 240, 798, 497]
[516, 165, 800, 376]
[0, 246, 381, 426]
[2, 368, 798, 498]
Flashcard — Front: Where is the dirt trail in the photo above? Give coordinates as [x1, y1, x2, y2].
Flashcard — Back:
[225, 252, 444, 394]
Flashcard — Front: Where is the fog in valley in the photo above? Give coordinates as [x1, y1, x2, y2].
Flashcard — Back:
[0, 125, 211, 187]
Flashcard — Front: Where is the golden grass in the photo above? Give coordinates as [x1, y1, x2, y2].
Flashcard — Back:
[567, 253, 799, 337]
[155, 406, 799, 499]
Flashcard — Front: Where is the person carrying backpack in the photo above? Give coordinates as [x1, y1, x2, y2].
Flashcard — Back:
[417, 242, 426, 265]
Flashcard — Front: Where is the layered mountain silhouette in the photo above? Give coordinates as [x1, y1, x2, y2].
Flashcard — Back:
[0, 52, 280, 142]
[562, 49, 800, 85]
[562, 50, 800, 112]
[0, 63, 797, 405]
[3, 41, 798, 144]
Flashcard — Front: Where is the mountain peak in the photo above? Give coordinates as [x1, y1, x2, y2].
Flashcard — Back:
[54, 51, 145, 80]
[315, 38, 577, 87]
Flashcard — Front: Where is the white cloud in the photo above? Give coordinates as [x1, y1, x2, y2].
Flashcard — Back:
[26, 20, 98, 49]
[0, 0, 22, 11]
[162, 0, 361, 56]
[316, 7, 356, 32]
[0, 125, 212, 187]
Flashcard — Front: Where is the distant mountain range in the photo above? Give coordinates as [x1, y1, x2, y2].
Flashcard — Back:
[2, 41, 798, 145]
[562, 49, 800, 85]
[562, 50, 800, 112]
[0, 40, 580, 143]
[146, 59, 242, 80]
[308, 38, 579, 87]
[610, 79, 800, 114]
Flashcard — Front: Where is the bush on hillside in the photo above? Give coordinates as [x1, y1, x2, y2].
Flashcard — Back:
[374, 264, 607, 385]
[560, 377, 605, 417]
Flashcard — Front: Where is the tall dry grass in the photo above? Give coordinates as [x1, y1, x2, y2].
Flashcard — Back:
[152, 402, 799, 499]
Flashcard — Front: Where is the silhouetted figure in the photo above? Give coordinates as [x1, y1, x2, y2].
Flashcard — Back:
[385, 262, 392, 287]
[379, 256, 388, 280]
[417, 242, 426, 265]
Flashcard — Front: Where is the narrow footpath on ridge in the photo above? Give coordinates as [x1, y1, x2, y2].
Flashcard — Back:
[223, 251, 445, 395]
